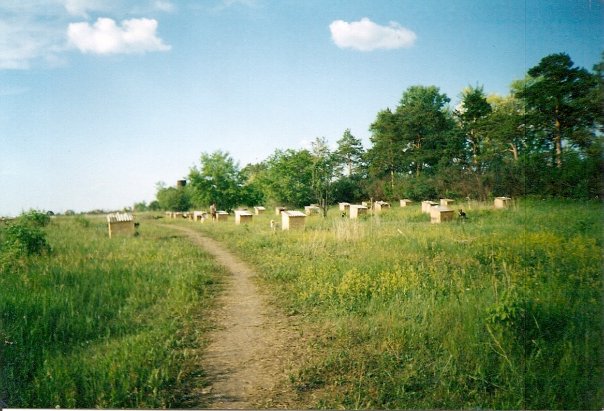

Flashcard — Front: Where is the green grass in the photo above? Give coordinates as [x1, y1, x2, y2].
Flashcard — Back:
[0, 214, 225, 408]
[183, 199, 603, 409]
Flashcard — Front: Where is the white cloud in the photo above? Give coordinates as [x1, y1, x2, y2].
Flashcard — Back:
[329, 17, 416, 51]
[68, 17, 171, 54]
[0, 18, 62, 69]
[64, 0, 108, 17]
[152, 0, 175, 13]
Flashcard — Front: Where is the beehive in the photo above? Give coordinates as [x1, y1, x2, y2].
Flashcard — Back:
[216, 211, 229, 221]
[421, 201, 439, 214]
[374, 201, 390, 212]
[339, 202, 351, 213]
[494, 197, 512, 209]
[275, 206, 287, 216]
[193, 211, 207, 222]
[281, 210, 306, 230]
[440, 198, 454, 207]
[254, 206, 266, 215]
[400, 199, 413, 207]
[107, 213, 135, 238]
[349, 205, 368, 219]
[304, 205, 321, 215]
[235, 210, 253, 224]
[430, 206, 454, 223]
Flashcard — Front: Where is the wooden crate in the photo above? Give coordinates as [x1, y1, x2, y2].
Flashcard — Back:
[349, 205, 368, 219]
[281, 210, 306, 230]
[107, 213, 135, 238]
[339, 202, 351, 212]
[494, 197, 512, 209]
[399, 199, 413, 207]
[254, 206, 266, 215]
[421, 201, 439, 214]
[304, 205, 321, 215]
[430, 206, 454, 223]
[193, 211, 207, 222]
[216, 211, 229, 221]
[374, 201, 390, 212]
[440, 198, 454, 207]
[275, 206, 287, 216]
[235, 210, 253, 224]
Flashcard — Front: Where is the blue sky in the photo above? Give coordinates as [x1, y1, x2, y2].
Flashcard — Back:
[1, 0, 602, 216]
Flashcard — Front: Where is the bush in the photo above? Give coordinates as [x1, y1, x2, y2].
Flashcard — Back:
[3, 223, 51, 256]
[18, 210, 51, 228]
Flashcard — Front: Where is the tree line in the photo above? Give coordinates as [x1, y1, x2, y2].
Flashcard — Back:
[150, 52, 603, 213]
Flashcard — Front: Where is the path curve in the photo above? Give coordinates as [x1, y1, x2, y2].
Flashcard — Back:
[166, 224, 302, 409]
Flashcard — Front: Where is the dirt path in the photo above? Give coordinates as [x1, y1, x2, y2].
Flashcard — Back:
[166, 224, 304, 409]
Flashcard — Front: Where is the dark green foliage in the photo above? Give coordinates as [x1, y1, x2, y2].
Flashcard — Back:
[2, 224, 50, 256]
[0, 210, 51, 259]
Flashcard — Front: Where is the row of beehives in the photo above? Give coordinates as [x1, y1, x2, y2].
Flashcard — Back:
[338, 196, 512, 223]
[165, 206, 307, 230]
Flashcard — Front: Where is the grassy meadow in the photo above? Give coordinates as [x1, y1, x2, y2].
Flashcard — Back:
[0, 214, 224, 408]
[182, 199, 603, 409]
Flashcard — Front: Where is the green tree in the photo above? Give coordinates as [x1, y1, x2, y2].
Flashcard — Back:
[396, 85, 455, 177]
[517, 53, 599, 169]
[255, 149, 314, 207]
[366, 108, 402, 195]
[335, 129, 364, 177]
[155, 182, 191, 212]
[455, 85, 492, 169]
[310, 137, 336, 216]
[188, 151, 247, 212]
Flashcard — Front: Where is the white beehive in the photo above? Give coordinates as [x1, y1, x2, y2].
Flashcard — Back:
[281, 210, 306, 230]
[235, 210, 253, 224]
[494, 197, 512, 209]
[349, 205, 368, 219]
[421, 201, 439, 214]
[430, 206, 454, 223]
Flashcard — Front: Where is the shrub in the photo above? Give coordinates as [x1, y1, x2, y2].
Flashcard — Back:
[3, 223, 51, 256]
[18, 209, 51, 228]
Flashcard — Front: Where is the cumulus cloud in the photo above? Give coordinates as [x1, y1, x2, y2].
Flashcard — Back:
[68, 17, 171, 54]
[329, 17, 416, 51]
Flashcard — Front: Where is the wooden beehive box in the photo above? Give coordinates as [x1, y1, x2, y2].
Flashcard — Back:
[421, 201, 439, 214]
[374, 201, 390, 212]
[430, 206, 454, 223]
[304, 205, 321, 215]
[281, 210, 306, 230]
[193, 211, 207, 222]
[494, 197, 512, 209]
[107, 213, 135, 238]
[235, 210, 253, 224]
[216, 211, 229, 221]
[400, 199, 413, 207]
[440, 198, 454, 207]
[275, 206, 287, 216]
[254, 206, 266, 215]
[349, 205, 368, 219]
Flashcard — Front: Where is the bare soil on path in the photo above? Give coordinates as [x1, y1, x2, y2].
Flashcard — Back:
[166, 224, 306, 409]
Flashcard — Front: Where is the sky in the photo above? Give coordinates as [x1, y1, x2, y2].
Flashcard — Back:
[0, 0, 602, 216]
